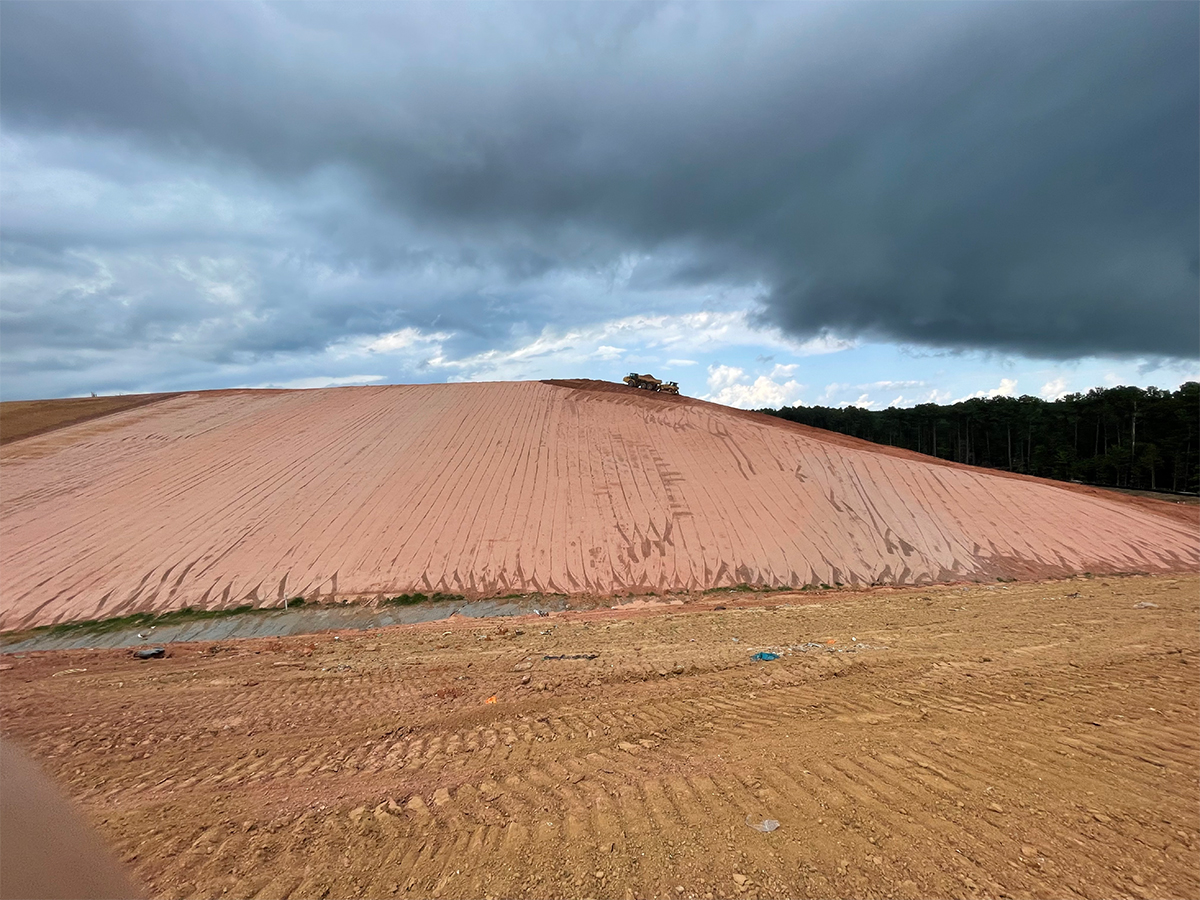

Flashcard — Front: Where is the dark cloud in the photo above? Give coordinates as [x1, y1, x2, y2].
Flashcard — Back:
[1, 0, 1196, 396]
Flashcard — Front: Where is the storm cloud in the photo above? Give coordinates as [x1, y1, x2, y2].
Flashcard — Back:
[1, 1, 1196, 397]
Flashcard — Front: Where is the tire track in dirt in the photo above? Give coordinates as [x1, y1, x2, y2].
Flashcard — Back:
[3, 577, 1197, 899]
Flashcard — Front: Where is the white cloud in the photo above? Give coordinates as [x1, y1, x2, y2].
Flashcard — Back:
[701, 364, 805, 409]
[240, 374, 386, 389]
[354, 327, 453, 355]
[401, 310, 852, 384]
[991, 377, 1018, 397]
[838, 393, 877, 409]
[956, 377, 1017, 402]
[792, 333, 858, 356]
[816, 382, 849, 403]
[706, 364, 746, 392]
[864, 379, 925, 390]
[815, 378, 928, 407]
[1040, 377, 1069, 400]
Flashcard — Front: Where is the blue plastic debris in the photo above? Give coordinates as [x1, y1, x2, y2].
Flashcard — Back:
[751, 651, 779, 661]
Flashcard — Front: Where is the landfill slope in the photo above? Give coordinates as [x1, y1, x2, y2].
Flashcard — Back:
[1, 380, 1196, 630]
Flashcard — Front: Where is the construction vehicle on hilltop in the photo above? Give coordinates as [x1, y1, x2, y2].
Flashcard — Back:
[623, 373, 680, 395]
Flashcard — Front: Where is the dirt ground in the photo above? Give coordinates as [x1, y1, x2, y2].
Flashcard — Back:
[0, 392, 168, 445]
[2, 574, 1197, 900]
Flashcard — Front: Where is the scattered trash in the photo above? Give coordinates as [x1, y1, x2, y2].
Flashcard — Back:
[1134, 601, 1159, 609]
[790, 641, 888, 654]
[543, 653, 599, 660]
[534, 609, 550, 617]
[334, 636, 341, 641]
[751, 652, 779, 661]
[731, 637, 740, 643]
[51, 668, 87, 677]
[746, 815, 780, 833]
[825, 638, 837, 645]
[485, 695, 498, 704]
[132, 648, 165, 660]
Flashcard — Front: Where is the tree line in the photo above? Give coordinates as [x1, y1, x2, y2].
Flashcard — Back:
[761, 382, 1200, 494]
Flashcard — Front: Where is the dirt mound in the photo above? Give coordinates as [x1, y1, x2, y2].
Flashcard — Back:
[1, 381, 1196, 629]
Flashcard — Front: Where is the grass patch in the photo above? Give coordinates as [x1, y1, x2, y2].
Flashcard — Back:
[703, 583, 802, 595]
[9, 603, 288, 641]
[381, 592, 466, 607]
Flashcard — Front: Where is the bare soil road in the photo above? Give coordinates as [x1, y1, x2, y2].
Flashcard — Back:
[2, 574, 1197, 900]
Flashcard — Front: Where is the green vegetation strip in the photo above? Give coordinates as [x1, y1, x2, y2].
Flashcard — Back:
[703, 583, 796, 594]
[382, 592, 466, 606]
[2, 601, 308, 643]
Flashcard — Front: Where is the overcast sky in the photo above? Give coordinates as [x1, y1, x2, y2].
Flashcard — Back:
[2, 1, 1197, 407]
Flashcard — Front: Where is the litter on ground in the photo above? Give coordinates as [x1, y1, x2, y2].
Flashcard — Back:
[746, 816, 781, 833]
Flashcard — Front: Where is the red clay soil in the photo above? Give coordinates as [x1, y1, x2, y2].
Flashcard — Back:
[1, 381, 1196, 630]
[547, 380, 1200, 526]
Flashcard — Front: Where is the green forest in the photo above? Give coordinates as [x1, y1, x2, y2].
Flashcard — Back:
[761, 382, 1200, 494]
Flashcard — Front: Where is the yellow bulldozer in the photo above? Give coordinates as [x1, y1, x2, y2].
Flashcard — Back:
[623, 373, 680, 394]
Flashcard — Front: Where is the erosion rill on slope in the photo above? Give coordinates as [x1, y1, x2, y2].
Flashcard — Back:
[1, 380, 1196, 630]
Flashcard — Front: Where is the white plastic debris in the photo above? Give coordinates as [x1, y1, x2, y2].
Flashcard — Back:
[746, 816, 780, 833]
